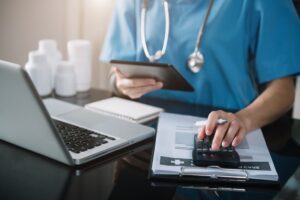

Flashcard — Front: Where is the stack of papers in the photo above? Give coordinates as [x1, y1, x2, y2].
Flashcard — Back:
[151, 112, 279, 182]
[85, 97, 164, 123]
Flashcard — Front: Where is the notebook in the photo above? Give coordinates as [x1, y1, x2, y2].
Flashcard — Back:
[85, 97, 164, 123]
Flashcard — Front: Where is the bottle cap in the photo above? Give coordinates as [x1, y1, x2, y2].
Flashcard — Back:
[57, 61, 74, 74]
[28, 51, 47, 64]
[67, 40, 91, 48]
[67, 40, 91, 57]
[38, 39, 58, 54]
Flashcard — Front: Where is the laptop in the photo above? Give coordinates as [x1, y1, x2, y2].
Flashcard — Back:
[0, 60, 155, 166]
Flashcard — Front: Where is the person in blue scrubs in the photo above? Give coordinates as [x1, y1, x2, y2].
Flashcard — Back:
[101, 0, 300, 150]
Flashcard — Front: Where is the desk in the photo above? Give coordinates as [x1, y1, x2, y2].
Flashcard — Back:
[0, 89, 299, 200]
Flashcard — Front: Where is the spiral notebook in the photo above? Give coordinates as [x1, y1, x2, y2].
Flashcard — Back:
[85, 97, 164, 123]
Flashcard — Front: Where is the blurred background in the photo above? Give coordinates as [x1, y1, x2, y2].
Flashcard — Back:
[0, 0, 114, 90]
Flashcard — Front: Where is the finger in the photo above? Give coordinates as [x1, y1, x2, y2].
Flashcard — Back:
[206, 110, 224, 136]
[232, 128, 246, 147]
[128, 87, 162, 99]
[198, 126, 206, 140]
[124, 82, 163, 99]
[121, 78, 158, 88]
[137, 82, 163, 96]
[117, 78, 157, 91]
[222, 119, 240, 147]
[114, 67, 158, 88]
[211, 123, 230, 150]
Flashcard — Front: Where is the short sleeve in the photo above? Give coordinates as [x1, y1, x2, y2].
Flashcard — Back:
[250, 0, 300, 84]
[100, 0, 137, 63]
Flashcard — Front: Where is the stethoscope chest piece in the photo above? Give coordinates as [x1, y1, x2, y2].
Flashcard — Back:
[187, 51, 204, 73]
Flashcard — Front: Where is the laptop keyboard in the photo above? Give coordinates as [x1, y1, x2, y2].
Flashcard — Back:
[53, 120, 116, 154]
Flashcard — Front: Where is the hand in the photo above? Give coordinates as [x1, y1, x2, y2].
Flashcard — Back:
[113, 67, 163, 99]
[198, 110, 247, 150]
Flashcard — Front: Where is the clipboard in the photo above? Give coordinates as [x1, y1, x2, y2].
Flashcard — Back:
[149, 112, 280, 187]
[149, 166, 280, 187]
[148, 145, 280, 187]
[110, 60, 194, 91]
[149, 175, 280, 193]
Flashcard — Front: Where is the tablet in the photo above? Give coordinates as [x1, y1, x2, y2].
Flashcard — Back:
[110, 60, 194, 91]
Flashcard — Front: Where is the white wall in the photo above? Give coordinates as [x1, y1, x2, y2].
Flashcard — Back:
[81, 0, 115, 89]
[0, 0, 67, 64]
[0, 0, 115, 89]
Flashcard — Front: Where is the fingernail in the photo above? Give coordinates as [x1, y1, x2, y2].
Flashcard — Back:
[205, 129, 211, 135]
[232, 138, 238, 146]
[157, 82, 163, 88]
[211, 144, 218, 151]
[222, 141, 227, 147]
[232, 141, 237, 147]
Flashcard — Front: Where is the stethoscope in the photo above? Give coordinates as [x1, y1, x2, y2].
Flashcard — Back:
[141, 0, 214, 73]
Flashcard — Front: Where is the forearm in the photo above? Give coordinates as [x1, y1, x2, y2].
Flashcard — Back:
[236, 77, 295, 133]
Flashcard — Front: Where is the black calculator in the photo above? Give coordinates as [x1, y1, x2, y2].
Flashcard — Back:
[193, 134, 240, 168]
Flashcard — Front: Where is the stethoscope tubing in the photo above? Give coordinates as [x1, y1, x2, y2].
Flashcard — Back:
[141, 0, 213, 72]
[194, 0, 214, 53]
[141, 0, 170, 62]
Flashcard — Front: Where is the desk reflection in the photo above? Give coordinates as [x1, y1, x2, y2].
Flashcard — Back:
[2, 89, 298, 200]
[0, 139, 154, 200]
[0, 140, 116, 200]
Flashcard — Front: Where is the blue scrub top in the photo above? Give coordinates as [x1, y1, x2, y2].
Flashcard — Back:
[101, 0, 300, 110]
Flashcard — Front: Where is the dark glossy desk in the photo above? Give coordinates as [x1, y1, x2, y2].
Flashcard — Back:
[0, 89, 299, 200]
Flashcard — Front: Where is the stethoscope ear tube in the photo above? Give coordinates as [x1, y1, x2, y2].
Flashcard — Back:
[141, 0, 170, 62]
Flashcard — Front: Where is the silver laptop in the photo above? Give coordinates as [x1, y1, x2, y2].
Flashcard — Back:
[0, 60, 155, 166]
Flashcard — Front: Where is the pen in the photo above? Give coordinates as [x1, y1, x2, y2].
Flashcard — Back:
[194, 118, 228, 126]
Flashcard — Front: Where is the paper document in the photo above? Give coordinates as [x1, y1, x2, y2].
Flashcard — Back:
[151, 112, 278, 181]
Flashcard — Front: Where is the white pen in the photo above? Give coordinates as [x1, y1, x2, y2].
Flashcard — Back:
[194, 118, 228, 127]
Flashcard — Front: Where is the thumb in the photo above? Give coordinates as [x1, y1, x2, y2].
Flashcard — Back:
[112, 67, 126, 79]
